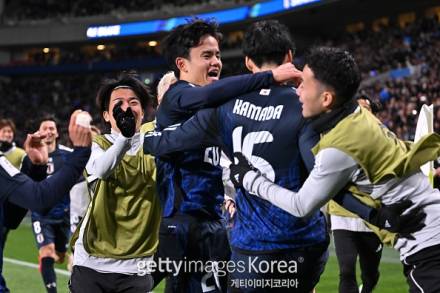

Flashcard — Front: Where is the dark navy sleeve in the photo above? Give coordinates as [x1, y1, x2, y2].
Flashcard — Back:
[172, 71, 274, 110]
[0, 165, 23, 201]
[144, 108, 222, 156]
[298, 121, 374, 220]
[332, 192, 373, 221]
[20, 156, 47, 181]
[3, 147, 90, 213]
[298, 120, 319, 172]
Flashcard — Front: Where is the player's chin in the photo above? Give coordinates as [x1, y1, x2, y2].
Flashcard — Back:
[207, 76, 219, 83]
[301, 109, 311, 118]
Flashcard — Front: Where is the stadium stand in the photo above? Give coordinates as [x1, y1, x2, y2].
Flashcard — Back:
[2, 0, 255, 22]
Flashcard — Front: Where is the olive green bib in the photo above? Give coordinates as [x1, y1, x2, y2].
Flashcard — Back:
[4, 147, 26, 169]
[313, 107, 440, 246]
[81, 123, 161, 259]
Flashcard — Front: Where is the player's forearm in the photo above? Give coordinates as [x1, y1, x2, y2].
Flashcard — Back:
[178, 71, 274, 110]
[332, 192, 374, 221]
[243, 151, 354, 217]
[9, 147, 90, 213]
[243, 171, 319, 217]
[143, 130, 204, 156]
[87, 135, 131, 179]
[144, 109, 219, 156]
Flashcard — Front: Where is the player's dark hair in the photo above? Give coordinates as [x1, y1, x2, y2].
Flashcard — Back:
[161, 18, 222, 78]
[37, 114, 59, 128]
[243, 20, 295, 67]
[357, 94, 382, 114]
[96, 71, 152, 114]
[305, 47, 361, 108]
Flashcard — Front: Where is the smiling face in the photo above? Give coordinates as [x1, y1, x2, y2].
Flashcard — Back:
[177, 35, 222, 86]
[39, 120, 59, 146]
[103, 88, 144, 133]
[0, 126, 14, 143]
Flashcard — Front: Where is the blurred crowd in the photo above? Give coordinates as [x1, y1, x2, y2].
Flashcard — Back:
[2, 0, 254, 22]
[0, 15, 439, 146]
[24, 44, 161, 67]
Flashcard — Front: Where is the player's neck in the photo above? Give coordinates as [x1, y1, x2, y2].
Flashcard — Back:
[179, 72, 207, 87]
[252, 63, 278, 73]
[47, 142, 56, 153]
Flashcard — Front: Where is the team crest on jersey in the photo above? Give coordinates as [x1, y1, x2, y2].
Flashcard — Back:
[259, 89, 271, 96]
[47, 157, 54, 175]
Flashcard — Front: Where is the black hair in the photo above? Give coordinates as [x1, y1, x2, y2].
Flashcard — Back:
[37, 114, 59, 128]
[305, 47, 361, 108]
[243, 20, 295, 67]
[357, 94, 382, 114]
[96, 71, 152, 115]
[161, 18, 222, 78]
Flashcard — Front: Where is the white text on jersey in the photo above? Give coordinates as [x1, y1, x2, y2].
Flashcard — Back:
[232, 99, 283, 121]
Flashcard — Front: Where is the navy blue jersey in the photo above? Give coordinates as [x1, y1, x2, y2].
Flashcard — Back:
[156, 72, 275, 219]
[146, 85, 327, 252]
[31, 145, 72, 221]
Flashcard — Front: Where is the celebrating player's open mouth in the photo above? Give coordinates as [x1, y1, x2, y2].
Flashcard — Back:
[207, 68, 220, 82]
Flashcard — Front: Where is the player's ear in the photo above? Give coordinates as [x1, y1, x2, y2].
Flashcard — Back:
[176, 57, 187, 73]
[284, 50, 293, 63]
[103, 111, 111, 123]
[245, 56, 255, 73]
[322, 91, 336, 109]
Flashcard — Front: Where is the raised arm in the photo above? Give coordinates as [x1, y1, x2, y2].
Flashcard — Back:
[231, 149, 426, 234]
[298, 122, 374, 220]
[4, 147, 90, 213]
[85, 134, 131, 180]
[242, 148, 355, 217]
[175, 63, 301, 110]
[2, 110, 92, 213]
[144, 108, 221, 156]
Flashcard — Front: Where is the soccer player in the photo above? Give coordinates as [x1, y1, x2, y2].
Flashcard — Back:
[151, 19, 303, 292]
[29, 115, 75, 293]
[69, 72, 160, 293]
[0, 110, 91, 293]
[0, 119, 27, 247]
[230, 46, 440, 292]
